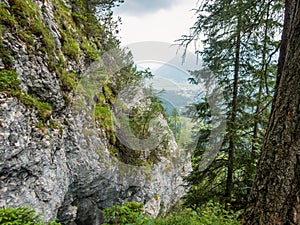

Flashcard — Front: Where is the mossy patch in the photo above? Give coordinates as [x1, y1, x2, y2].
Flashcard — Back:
[20, 94, 52, 120]
[0, 41, 14, 68]
[80, 39, 99, 61]
[8, 0, 55, 52]
[49, 119, 63, 135]
[54, 0, 92, 62]
[60, 69, 78, 92]
[0, 70, 52, 121]
[0, 69, 20, 91]
[62, 37, 82, 61]
[0, 0, 58, 71]
[0, 2, 17, 27]
[94, 102, 116, 145]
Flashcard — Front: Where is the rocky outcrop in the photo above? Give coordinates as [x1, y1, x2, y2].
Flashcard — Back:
[0, 85, 190, 225]
[0, 0, 191, 224]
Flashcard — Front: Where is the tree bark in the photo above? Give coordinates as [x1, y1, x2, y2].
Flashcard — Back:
[225, 13, 241, 207]
[242, 1, 300, 224]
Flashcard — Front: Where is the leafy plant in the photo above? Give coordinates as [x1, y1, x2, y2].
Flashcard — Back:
[146, 203, 240, 225]
[0, 206, 61, 225]
[102, 201, 240, 225]
[103, 202, 143, 225]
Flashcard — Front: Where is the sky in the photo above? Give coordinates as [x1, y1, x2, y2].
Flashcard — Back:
[111, 0, 205, 112]
[110, 0, 208, 142]
[113, 0, 200, 50]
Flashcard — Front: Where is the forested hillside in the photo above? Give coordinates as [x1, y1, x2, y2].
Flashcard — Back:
[1, 0, 300, 224]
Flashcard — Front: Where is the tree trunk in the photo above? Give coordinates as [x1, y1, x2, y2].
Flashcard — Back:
[225, 13, 241, 206]
[247, 3, 271, 197]
[242, 1, 300, 224]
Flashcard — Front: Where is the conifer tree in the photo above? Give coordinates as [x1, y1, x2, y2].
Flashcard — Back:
[179, 0, 283, 209]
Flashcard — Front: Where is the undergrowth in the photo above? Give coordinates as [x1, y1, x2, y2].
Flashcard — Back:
[0, 206, 61, 225]
[102, 201, 241, 225]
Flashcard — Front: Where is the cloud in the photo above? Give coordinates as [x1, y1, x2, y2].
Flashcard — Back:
[114, 0, 181, 16]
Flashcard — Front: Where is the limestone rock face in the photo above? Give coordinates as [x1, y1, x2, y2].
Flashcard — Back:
[0, 0, 191, 224]
[0, 93, 190, 224]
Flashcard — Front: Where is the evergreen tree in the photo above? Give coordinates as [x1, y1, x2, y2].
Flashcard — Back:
[179, 0, 283, 210]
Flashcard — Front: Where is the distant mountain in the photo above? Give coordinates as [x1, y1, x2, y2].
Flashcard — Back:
[154, 64, 190, 84]
[156, 91, 190, 114]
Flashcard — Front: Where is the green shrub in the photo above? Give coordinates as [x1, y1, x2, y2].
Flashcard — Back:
[102, 201, 240, 225]
[0, 206, 61, 225]
[103, 202, 144, 225]
[149, 202, 240, 225]
[194, 201, 241, 225]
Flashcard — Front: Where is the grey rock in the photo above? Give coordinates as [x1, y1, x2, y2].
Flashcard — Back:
[0, 0, 191, 224]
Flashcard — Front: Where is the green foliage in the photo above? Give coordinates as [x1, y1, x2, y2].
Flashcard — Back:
[0, 42, 14, 68]
[0, 69, 20, 92]
[95, 101, 116, 144]
[16, 92, 52, 121]
[129, 96, 164, 140]
[0, 206, 61, 225]
[102, 202, 240, 225]
[111, 66, 153, 93]
[0, 70, 52, 121]
[0, 2, 17, 27]
[62, 38, 82, 61]
[49, 119, 61, 130]
[9, 0, 55, 52]
[103, 202, 143, 225]
[102, 83, 115, 103]
[167, 108, 181, 142]
[17, 30, 34, 46]
[179, 0, 283, 210]
[60, 69, 78, 92]
[49, 119, 63, 135]
[69, 0, 122, 51]
[90, 67, 167, 165]
[93, 82, 117, 147]
[1, 0, 58, 70]
[80, 39, 99, 61]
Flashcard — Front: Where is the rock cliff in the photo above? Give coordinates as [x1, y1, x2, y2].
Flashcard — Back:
[0, 0, 190, 224]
